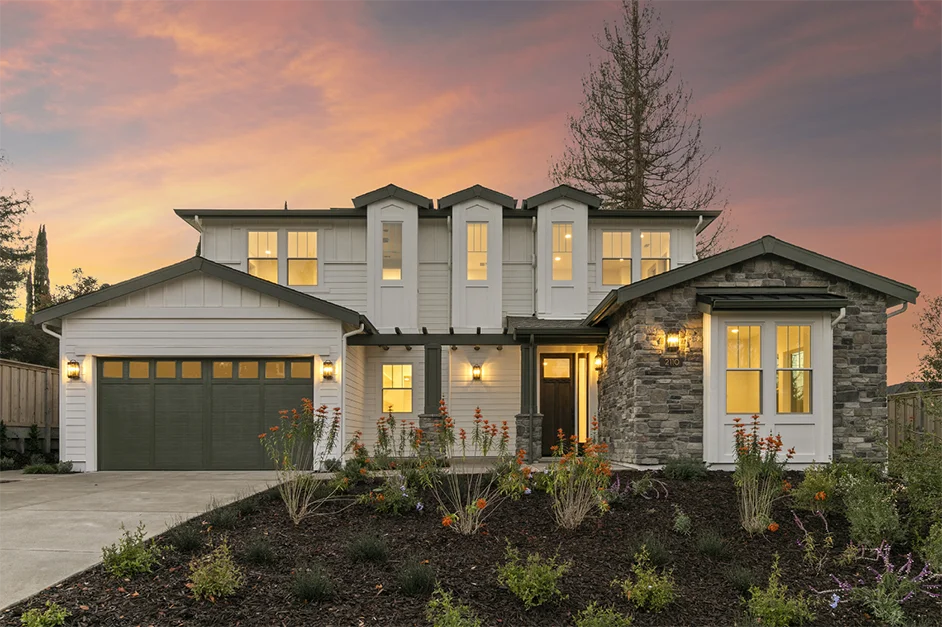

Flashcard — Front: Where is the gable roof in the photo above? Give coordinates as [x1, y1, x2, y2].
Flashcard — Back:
[438, 185, 516, 211]
[32, 257, 378, 332]
[585, 235, 919, 325]
[523, 184, 602, 210]
[352, 184, 433, 210]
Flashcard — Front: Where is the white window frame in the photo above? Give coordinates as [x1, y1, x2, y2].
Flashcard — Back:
[380, 363, 413, 414]
[704, 311, 832, 466]
[640, 230, 671, 280]
[466, 222, 488, 282]
[599, 229, 633, 287]
[551, 222, 574, 283]
[247, 231, 279, 283]
[287, 230, 319, 287]
[381, 221, 404, 283]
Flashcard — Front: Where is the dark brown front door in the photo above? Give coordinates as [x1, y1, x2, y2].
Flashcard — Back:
[540, 354, 574, 457]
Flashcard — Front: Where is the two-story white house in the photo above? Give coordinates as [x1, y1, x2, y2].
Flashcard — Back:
[33, 184, 918, 471]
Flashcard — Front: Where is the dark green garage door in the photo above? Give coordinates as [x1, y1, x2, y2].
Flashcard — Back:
[98, 358, 313, 470]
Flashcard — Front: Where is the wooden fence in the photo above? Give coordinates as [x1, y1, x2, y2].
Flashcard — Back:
[888, 389, 942, 451]
[0, 358, 59, 453]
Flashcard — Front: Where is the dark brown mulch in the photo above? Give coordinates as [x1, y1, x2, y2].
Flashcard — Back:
[3, 471, 941, 627]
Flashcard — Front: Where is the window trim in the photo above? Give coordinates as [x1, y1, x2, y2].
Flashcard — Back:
[381, 363, 413, 414]
[600, 229, 633, 287]
[287, 230, 319, 287]
[247, 231, 279, 283]
[640, 230, 671, 280]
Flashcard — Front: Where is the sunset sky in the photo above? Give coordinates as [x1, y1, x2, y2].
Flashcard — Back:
[1, 0, 939, 383]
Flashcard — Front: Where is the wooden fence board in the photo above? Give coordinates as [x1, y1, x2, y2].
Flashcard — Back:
[0, 359, 59, 428]
[888, 389, 942, 450]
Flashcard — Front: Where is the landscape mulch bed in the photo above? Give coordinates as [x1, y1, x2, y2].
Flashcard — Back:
[3, 471, 941, 626]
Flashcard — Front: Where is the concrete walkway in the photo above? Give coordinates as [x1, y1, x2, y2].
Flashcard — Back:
[0, 470, 277, 609]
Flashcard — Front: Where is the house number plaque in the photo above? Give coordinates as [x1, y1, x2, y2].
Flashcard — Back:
[659, 356, 684, 367]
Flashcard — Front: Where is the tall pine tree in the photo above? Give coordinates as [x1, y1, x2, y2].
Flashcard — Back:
[25, 267, 33, 319]
[551, 0, 731, 255]
[32, 224, 50, 310]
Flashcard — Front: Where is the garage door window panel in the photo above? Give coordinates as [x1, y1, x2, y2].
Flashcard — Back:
[265, 361, 286, 379]
[213, 361, 233, 378]
[102, 361, 123, 378]
[129, 361, 150, 379]
[156, 361, 176, 378]
[181, 361, 202, 379]
[291, 362, 312, 378]
[238, 362, 259, 379]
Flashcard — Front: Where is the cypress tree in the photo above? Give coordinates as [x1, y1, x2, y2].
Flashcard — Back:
[25, 267, 33, 319]
[33, 225, 50, 309]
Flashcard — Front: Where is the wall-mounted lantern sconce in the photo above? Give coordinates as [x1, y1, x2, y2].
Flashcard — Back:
[321, 360, 334, 380]
[665, 332, 681, 353]
[66, 360, 81, 380]
[471, 364, 482, 381]
[594, 354, 603, 372]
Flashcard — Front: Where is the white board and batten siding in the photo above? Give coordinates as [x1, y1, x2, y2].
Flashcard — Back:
[536, 200, 589, 319]
[199, 219, 369, 312]
[342, 344, 368, 444]
[502, 219, 536, 318]
[58, 272, 346, 471]
[366, 201, 419, 332]
[451, 199, 503, 331]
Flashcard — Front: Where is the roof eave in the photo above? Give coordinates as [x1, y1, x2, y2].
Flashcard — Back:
[352, 184, 433, 210]
[438, 185, 516, 211]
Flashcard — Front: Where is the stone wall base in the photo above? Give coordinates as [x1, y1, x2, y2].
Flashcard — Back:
[514, 413, 543, 462]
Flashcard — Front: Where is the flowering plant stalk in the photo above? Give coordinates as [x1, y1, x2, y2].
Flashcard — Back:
[373, 413, 424, 470]
[733, 415, 795, 534]
[546, 418, 612, 529]
[419, 400, 516, 535]
[259, 402, 350, 525]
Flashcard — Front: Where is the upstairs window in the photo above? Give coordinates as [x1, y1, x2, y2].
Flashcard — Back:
[288, 231, 318, 286]
[601, 231, 632, 286]
[552, 223, 573, 281]
[467, 222, 488, 281]
[382, 222, 402, 281]
[641, 231, 670, 279]
[248, 231, 278, 283]
[382, 364, 412, 413]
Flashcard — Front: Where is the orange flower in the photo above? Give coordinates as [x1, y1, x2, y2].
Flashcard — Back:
[258, 433, 266, 439]
[476, 498, 487, 510]
[269, 425, 279, 432]
[782, 480, 792, 493]
[814, 491, 827, 501]
[442, 516, 454, 527]
[767, 522, 779, 532]
[377, 493, 385, 502]
[359, 467, 367, 475]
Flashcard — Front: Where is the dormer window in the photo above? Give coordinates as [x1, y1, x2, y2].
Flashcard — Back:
[467, 223, 487, 281]
[641, 231, 670, 279]
[552, 223, 573, 281]
[601, 231, 632, 286]
[382, 222, 402, 281]
[248, 231, 278, 283]
[288, 231, 317, 286]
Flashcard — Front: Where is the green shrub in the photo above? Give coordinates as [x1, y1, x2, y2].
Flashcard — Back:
[101, 522, 165, 578]
[725, 565, 756, 596]
[889, 436, 942, 546]
[696, 529, 728, 559]
[496, 545, 569, 610]
[19, 601, 70, 627]
[292, 565, 333, 602]
[0, 421, 7, 451]
[839, 474, 901, 546]
[24, 424, 42, 457]
[830, 457, 881, 484]
[426, 587, 482, 627]
[613, 546, 675, 612]
[188, 540, 243, 601]
[347, 533, 388, 563]
[662, 457, 709, 481]
[573, 602, 633, 627]
[672, 505, 692, 536]
[397, 560, 436, 596]
[919, 521, 942, 571]
[790, 463, 837, 512]
[165, 521, 204, 553]
[745, 554, 815, 627]
[0, 457, 14, 471]
[231, 493, 260, 517]
[242, 537, 275, 565]
[357, 473, 420, 515]
[205, 498, 239, 530]
[631, 532, 670, 567]
[55, 461, 73, 474]
[21, 464, 57, 474]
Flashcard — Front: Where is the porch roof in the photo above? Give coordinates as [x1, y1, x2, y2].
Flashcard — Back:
[695, 288, 850, 314]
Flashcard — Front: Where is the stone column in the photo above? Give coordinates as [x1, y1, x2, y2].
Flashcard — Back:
[514, 342, 543, 462]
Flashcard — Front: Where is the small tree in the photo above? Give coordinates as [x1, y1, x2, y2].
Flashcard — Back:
[0, 153, 34, 321]
[51, 268, 101, 304]
[550, 0, 732, 256]
[913, 295, 942, 418]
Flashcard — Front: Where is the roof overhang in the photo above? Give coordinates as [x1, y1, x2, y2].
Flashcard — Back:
[438, 185, 516, 211]
[31, 257, 378, 333]
[523, 185, 602, 209]
[695, 288, 851, 314]
[585, 235, 919, 325]
[352, 184, 433, 210]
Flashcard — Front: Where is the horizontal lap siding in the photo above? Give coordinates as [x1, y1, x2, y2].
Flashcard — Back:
[446, 346, 520, 455]
[361, 347, 425, 452]
[343, 345, 367, 441]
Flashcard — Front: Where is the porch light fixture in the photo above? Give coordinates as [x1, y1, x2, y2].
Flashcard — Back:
[471, 364, 482, 380]
[665, 332, 681, 353]
[66, 360, 81, 380]
[594, 354, 603, 372]
[321, 360, 334, 380]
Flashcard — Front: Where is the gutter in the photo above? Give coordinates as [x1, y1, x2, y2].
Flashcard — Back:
[41, 322, 62, 340]
[583, 290, 619, 326]
[886, 302, 908, 319]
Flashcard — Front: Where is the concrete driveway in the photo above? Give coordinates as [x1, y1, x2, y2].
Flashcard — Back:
[0, 470, 277, 609]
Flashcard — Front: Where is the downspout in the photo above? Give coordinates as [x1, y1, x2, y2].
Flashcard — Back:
[41, 323, 62, 340]
[693, 215, 704, 261]
[339, 324, 366, 458]
[531, 217, 537, 316]
[194, 215, 203, 256]
[447, 215, 452, 326]
[886, 303, 908, 319]
[830, 307, 846, 328]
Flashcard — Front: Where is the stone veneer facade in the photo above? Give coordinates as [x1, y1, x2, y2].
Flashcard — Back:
[597, 255, 889, 465]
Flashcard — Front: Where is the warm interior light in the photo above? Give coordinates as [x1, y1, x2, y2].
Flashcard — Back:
[731, 328, 739, 334]
[471, 364, 482, 380]
[66, 360, 81, 380]
[666, 333, 681, 352]
[565, 233, 572, 239]
[265, 250, 271, 255]
[594, 354, 603, 371]
[321, 359, 334, 380]
[554, 256, 561, 261]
